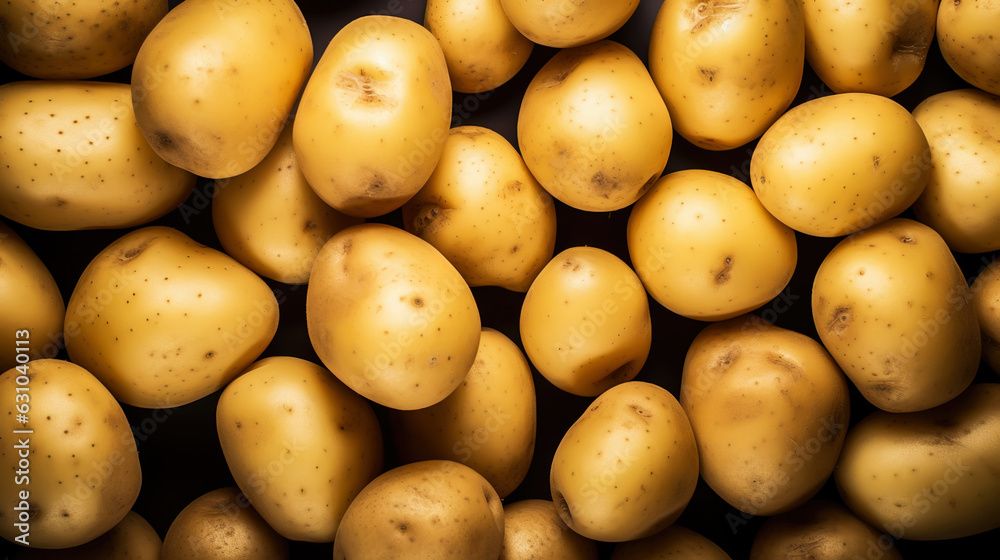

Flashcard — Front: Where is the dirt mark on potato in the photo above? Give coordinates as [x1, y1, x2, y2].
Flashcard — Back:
[826, 306, 852, 336]
[116, 237, 157, 264]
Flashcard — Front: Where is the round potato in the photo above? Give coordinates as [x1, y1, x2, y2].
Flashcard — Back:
[500, 499, 598, 560]
[498, 0, 638, 48]
[627, 169, 797, 321]
[401, 126, 557, 292]
[750, 92, 930, 237]
[517, 40, 672, 212]
[750, 500, 903, 560]
[937, 0, 1000, 95]
[611, 524, 732, 560]
[11, 510, 161, 560]
[973, 260, 1000, 374]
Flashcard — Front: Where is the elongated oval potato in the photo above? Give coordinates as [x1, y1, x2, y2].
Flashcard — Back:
[131, 0, 312, 178]
[0, 359, 141, 549]
[911, 89, 1000, 253]
[498, 0, 638, 48]
[518, 40, 672, 212]
[11, 510, 162, 560]
[973, 260, 1000, 374]
[649, 0, 805, 150]
[0, 0, 166, 79]
[306, 223, 481, 410]
[681, 317, 850, 517]
[212, 123, 362, 285]
[937, 0, 1000, 95]
[627, 170, 797, 321]
[0, 81, 195, 230]
[836, 384, 1000, 541]
[751, 92, 930, 237]
[64, 226, 279, 408]
[401, 126, 557, 292]
[294, 16, 452, 218]
[812, 218, 980, 412]
[500, 499, 598, 560]
[550, 381, 699, 542]
[217, 356, 383, 542]
[611, 524, 732, 560]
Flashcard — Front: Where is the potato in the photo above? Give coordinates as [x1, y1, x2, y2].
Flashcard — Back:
[498, 0, 638, 48]
[836, 383, 1000, 540]
[161, 487, 288, 560]
[217, 356, 383, 542]
[610, 524, 732, 560]
[550, 381, 699, 542]
[801, 0, 938, 96]
[0, 222, 64, 370]
[751, 92, 930, 237]
[11, 510, 161, 559]
[131, 0, 312, 178]
[681, 317, 850, 517]
[424, 0, 533, 92]
[517, 40, 672, 212]
[0, 80, 196, 230]
[0, 359, 141, 549]
[627, 170, 797, 321]
[749, 500, 902, 560]
[937, 0, 1000, 95]
[306, 223, 481, 410]
[0, 0, 166, 79]
[294, 15, 451, 218]
[500, 499, 598, 560]
[911, 88, 1000, 253]
[390, 328, 535, 498]
[973, 260, 1000, 374]
[648, 0, 805, 150]
[400, 126, 557, 292]
[520, 246, 651, 396]
[211, 123, 362, 284]
[812, 218, 980, 412]
[64, 226, 279, 408]
[333, 460, 505, 560]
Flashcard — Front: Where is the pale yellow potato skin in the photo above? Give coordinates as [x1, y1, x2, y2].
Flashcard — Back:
[611, 524, 732, 560]
[801, 0, 939, 96]
[424, 0, 533, 92]
[0, 360, 141, 549]
[681, 317, 850, 517]
[0, 81, 195, 230]
[627, 170, 797, 321]
[161, 487, 289, 560]
[549, 381, 699, 542]
[294, 16, 452, 218]
[333, 460, 505, 560]
[749, 500, 903, 560]
[306, 223, 481, 410]
[11, 510, 162, 560]
[911, 88, 1000, 253]
[498, 0, 638, 48]
[131, 0, 312, 179]
[0, 0, 166, 79]
[938, 0, 1000, 95]
[0, 222, 64, 370]
[751, 92, 930, 237]
[812, 218, 980, 412]
[836, 384, 1000, 541]
[211, 124, 362, 285]
[64, 226, 279, 408]
[519, 246, 651, 396]
[972, 260, 1000, 374]
[518, 40, 672, 212]
[390, 328, 535, 498]
[401, 126, 557, 292]
[500, 499, 598, 560]
[649, 0, 805, 150]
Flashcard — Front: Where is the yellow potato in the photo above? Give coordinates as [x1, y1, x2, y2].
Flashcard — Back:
[812, 218, 980, 412]
[500, 499, 598, 560]
[306, 223, 481, 410]
[517, 40, 672, 212]
[64, 226, 279, 408]
[294, 15, 451, 218]
[973, 260, 1000, 374]
[611, 524, 732, 560]
[938, 0, 1000, 95]
[498, 0, 638, 48]
[11, 510, 162, 560]
[0, 359, 141, 549]
[212, 123, 362, 285]
[401, 126, 557, 292]
[627, 169, 797, 321]
[751, 92, 930, 237]
[648, 0, 805, 150]
[0, 80, 195, 230]
[836, 383, 1000, 541]
[519, 246, 651, 396]
[131, 0, 312, 178]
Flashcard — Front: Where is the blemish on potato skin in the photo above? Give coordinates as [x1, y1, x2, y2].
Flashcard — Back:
[826, 305, 852, 336]
[714, 256, 733, 284]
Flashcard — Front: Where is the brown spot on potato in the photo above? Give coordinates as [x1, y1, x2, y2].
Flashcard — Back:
[116, 237, 157, 264]
[873, 155, 881, 170]
[699, 66, 719, 83]
[337, 69, 397, 108]
[715, 256, 733, 284]
[689, 0, 750, 33]
[629, 404, 653, 420]
[411, 204, 444, 235]
[712, 349, 738, 373]
[899, 234, 916, 244]
[591, 171, 618, 192]
[827, 306, 852, 336]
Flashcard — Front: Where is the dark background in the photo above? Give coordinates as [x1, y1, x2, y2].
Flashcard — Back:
[2, 0, 998, 558]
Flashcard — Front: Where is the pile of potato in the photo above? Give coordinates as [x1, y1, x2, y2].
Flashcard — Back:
[0, 0, 998, 558]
